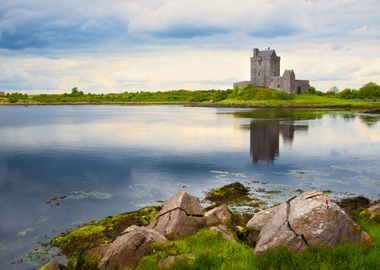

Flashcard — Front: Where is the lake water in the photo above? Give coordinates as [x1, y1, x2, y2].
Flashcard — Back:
[0, 105, 379, 269]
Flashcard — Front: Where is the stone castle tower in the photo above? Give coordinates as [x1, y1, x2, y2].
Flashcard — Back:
[234, 48, 310, 94]
[251, 48, 280, 87]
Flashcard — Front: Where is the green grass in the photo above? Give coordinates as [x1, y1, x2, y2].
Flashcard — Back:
[137, 221, 380, 270]
[217, 94, 380, 108]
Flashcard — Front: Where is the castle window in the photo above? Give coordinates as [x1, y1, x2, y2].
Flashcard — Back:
[258, 72, 260, 76]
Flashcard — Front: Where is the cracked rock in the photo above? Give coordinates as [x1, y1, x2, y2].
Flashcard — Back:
[149, 191, 205, 240]
[247, 205, 281, 231]
[254, 191, 372, 255]
[98, 225, 167, 270]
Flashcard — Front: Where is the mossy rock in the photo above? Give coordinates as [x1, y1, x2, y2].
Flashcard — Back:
[204, 182, 251, 206]
[338, 196, 371, 212]
[51, 206, 161, 257]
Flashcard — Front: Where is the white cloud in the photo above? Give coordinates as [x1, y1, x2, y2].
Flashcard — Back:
[0, 0, 379, 92]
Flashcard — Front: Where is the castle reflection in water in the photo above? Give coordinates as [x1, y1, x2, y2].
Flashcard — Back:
[248, 121, 308, 163]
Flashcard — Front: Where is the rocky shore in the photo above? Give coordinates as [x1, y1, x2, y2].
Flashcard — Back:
[40, 183, 380, 270]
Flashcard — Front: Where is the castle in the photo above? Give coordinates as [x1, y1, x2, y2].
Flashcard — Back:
[233, 48, 310, 94]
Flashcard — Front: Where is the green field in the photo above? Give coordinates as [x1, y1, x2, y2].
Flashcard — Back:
[216, 94, 380, 108]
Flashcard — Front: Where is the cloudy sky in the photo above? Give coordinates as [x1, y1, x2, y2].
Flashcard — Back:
[0, 0, 379, 93]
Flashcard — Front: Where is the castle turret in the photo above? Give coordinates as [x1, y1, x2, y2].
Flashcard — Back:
[253, 48, 259, 57]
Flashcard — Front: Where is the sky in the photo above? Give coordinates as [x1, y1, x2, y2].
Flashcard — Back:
[0, 0, 379, 93]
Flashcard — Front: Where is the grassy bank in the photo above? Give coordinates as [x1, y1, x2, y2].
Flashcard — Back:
[2, 83, 380, 109]
[215, 94, 380, 108]
[137, 220, 379, 270]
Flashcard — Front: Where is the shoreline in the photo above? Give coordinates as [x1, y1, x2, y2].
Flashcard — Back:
[1, 101, 380, 110]
[39, 183, 380, 270]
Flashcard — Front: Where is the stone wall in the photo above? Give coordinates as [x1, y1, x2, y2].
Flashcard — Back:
[233, 81, 252, 89]
[295, 80, 310, 94]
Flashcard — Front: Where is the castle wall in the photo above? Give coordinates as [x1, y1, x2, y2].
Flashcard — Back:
[269, 70, 296, 94]
[269, 77, 282, 90]
[283, 70, 296, 94]
[233, 81, 251, 89]
[295, 80, 310, 94]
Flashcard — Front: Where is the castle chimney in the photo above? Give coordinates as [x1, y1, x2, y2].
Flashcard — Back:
[253, 48, 259, 57]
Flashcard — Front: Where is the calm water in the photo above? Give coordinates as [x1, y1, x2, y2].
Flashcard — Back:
[0, 105, 379, 269]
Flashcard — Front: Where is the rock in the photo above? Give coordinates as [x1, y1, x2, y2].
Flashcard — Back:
[205, 182, 250, 205]
[39, 258, 60, 270]
[149, 192, 205, 240]
[158, 254, 193, 269]
[246, 205, 280, 231]
[205, 205, 231, 226]
[210, 225, 236, 242]
[158, 191, 204, 216]
[98, 225, 167, 270]
[368, 203, 380, 213]
[254, 191, 372, 255]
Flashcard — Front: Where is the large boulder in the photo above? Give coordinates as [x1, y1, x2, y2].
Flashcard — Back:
[149, 192, 205, 240]
[247, 205, 280, 231]
[98, 225, 167, 270]
[254, 191, 372, 255]
[205, 205, 231, 226]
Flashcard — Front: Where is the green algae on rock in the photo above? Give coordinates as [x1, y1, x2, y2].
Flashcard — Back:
[51, 206, 161, 257]
[204, 182, 251, 206]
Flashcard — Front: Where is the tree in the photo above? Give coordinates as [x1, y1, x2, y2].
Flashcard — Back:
[328, 86, 339, 93]
[308, 86, 317, 95]
[70, 87, 84, 96]
[359, 82, 380, 98]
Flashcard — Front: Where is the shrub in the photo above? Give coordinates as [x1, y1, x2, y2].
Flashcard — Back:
[359, 82, 380, 99]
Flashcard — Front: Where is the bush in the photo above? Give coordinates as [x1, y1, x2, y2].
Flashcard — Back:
[359, 82, 380, 99]
[8, 96, 18, 103]
[6, 92, 27, 103]
[308, 86, 324, 96]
